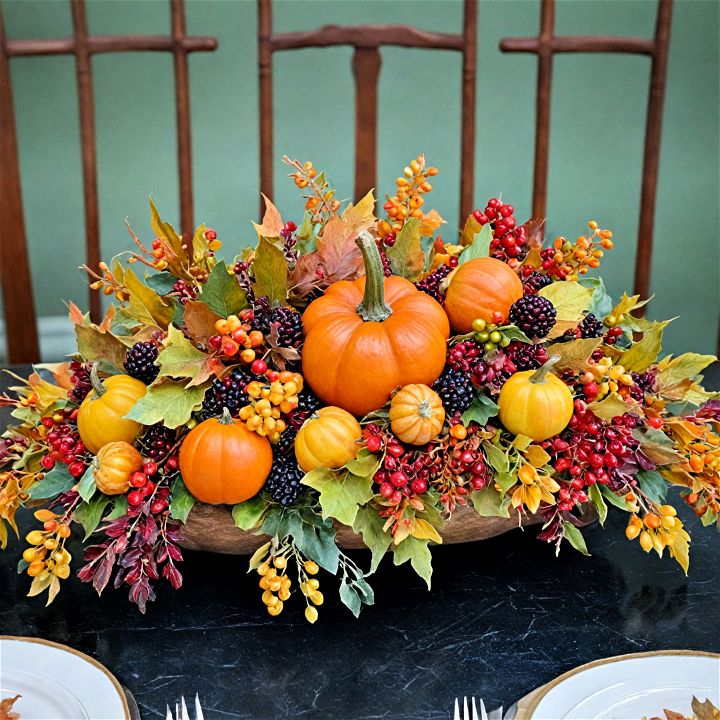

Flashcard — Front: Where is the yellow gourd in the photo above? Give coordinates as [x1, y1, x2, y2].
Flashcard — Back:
[294, 406, 362, 473]
[498, 355, 574, 441]
[389, 384, 445, 445]
[93, 441, 143, 495]
[77, 366, 146, 454]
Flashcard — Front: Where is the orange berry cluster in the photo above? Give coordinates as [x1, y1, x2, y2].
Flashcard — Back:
[239, 371, 304, 441]
[211, 311, 265, 361]
[378, 154, 438, 238]
[286, 158, 341, 217]
[87, 261, 130, 302]
[546, 221, 614, 281]
[24, 509, 72, 580]
[625, 504, 686, 555]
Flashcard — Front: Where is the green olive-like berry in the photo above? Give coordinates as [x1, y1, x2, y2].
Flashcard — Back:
[476, 331, 490, 342]
[484, 341, 497, 352]
[489, 330, 502, 344]
[471, 318, 487, 333]
[604, 314, 617, 328]
[500, 336, 511, 348]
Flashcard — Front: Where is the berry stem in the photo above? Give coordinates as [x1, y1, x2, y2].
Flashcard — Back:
[355, 231, 392, 323]
[529, 354, 561, 385]
[89, 364, 106, 398]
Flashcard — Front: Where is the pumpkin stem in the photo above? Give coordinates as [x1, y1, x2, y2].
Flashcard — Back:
[418, 400, 433, 419]
[529, 354, 561, 384]
[355, 231, 392, 322]
[89, 364, 106, 397]
[218, 407, 235, 425]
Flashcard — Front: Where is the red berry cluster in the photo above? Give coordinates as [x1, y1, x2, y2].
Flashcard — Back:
[364, 425, 435, 503]
[280, 221, 298, 263]
[472, 198, 527, 266]
[447, 340, 516, 390]
[449, 445, 490, 491]
[542, 401, 641, 499]
[40, 411, 87, 478]
[69, 361, 93, 404]
[604, 326, 624, 345]
[171, 279, 198, 306]
[127, 459, 172, 514]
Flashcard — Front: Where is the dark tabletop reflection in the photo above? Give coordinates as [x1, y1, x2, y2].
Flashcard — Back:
[1, 365, 719, 719]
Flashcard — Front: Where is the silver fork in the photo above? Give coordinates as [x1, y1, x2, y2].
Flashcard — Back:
[453, 697, 503, 720]
[165, 695, 205, 720]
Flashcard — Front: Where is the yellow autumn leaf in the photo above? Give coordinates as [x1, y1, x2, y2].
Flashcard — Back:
[419, 209, 445, 237]
[524, 444, 551, 468]
[411, 518, 443, 544]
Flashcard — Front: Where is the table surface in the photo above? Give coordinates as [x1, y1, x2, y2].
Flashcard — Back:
[1, 365, 719, 720]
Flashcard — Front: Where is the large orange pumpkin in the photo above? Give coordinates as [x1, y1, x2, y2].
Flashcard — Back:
[444, 257, 523, 333]
[179, 409, 272, 505]
[302, 231, 450, 417]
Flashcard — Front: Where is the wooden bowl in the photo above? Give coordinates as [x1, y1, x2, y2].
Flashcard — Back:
[178, 503, 560, 555]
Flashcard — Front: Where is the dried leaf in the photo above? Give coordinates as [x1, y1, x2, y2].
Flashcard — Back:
[252, 237, 288, 306]
[386, 218, 424, 280]
[183, 301, 222, 346]
[316, 215, 364, 283]
[122, 267, 175, 330]
[411, 518, 443, 544]
[587, 393, 640, 421]
[156, 326, 221, 387]
[524, 444, 551, 468]
[252, 194, 284, 239]
[546, 337, 603, 373]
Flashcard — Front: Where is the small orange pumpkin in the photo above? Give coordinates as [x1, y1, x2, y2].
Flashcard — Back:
[179, 409, 273, 505]
[444, 257, 524, 333]
[77, 366, 146, 454]
[389, 384, 445, 445]
[294, 406, 362, 473]
[498, 355, 574, 441]
[93, 441, 143, 495]
[302, 232, 450, 417]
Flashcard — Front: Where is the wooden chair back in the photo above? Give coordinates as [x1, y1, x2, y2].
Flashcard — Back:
[500, 0, 673, 301]
[0, 0, 217, 363]
[257, 0, 478, 221]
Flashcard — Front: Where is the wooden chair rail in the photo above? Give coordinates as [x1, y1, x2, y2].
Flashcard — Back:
[258, 0, 477, 221]
[0, 0, 217, 364]
[500, 0, 673, 303]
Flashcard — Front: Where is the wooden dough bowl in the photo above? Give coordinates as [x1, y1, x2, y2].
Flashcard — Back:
[179, 503, 557, 555]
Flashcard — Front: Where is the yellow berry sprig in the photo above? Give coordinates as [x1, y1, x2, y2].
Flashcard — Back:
[379, 154, 438, 239]
[547, 221, 614, 281]
[625, 504, 687, 557]
[283, 156, 340, 223]
[239, 371, 303, 440]
[24, 508, 73, 583]
[83, 261, 130, 302]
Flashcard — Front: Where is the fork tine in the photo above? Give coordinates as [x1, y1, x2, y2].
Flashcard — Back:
[166, 706, 173, 720]
[194, 694, 205, 720]
[463, 697, 469, 720]
[454, 698, 461, 720]
[181, 696, 191, 720]
[472, 697, 479, 720]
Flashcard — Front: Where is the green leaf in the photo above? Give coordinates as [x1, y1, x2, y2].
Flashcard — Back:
[352, 504, 392, 573]
[587, 393, 638, 421]
[248, 541, 271, 571]
[301, 468, 374, 527]
[74, 496, 110, 540]
[123, 266, 175, 329]
[231, 495, 269, 530]
[74, 323, 128, 371]
[144, 271, 178, 296]
[106, 495, 128, 520]
[339, 580, 362, 617]
[124, 380, 206, 429]
[392, 536, 433, 589]
[599, 485, 629, 510]
[169, 477, 196, 523]
[459, 224, 493, 265]
[494, 472, 517, 493]
[252, 237, 288, 306]
[637, 470, 667, 504]
[498, 325, 532, 344]
[620, 320, 671, 372]
[156, 325, 216, 386]
[76, 466, 96, 503]
[199, 261, 248, 317]
[344, 448, 381, 478]
[538, 281, 592, 338]
[470, 487, 510, 518]
[700, 507, 718, 527]
[461, 393, 499, 426]
[562, 522, 590, 556]
[580, 276, 613, 319]
[28, 464, 74, 500]
[386, 217, 424, 281]
[588, 483, 607, 526]
[482, 442, 509, 474]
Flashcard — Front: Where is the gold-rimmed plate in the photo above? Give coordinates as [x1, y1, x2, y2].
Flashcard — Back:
[516, 650, 720, 720]
[0, 636, 130, 720]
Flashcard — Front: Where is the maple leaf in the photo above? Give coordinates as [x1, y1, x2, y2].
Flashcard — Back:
[183, 300, 222, 345]
[252, 193, 284, 239]
[546, 337, 604, 373]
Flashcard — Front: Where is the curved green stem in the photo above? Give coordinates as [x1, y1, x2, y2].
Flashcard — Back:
[90, 364, 106, 397]
[355, 231, 392, 323]
[529, 354, 561, 384]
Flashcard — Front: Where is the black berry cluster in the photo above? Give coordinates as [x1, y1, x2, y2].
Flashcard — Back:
[432, 367, 475, 415]
[522, 271, 553, 296]
[578, 313, 604, 339]
[264, 455, 305, 506]
[509, 295, 557, 339]
[124, 342, 160, 385]
[201, 369, 253, 419]
[504, 341, 549, 371]
[69, 361, 93, 403]
[139, 424, 176, 462]
[415, 263, 453, 304]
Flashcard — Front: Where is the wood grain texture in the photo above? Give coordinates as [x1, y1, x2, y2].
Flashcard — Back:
[179, 503, 545, 555]
[500, 0, 673, 288]
[0, 8, 40, 364]
[257, 0, 477, 224]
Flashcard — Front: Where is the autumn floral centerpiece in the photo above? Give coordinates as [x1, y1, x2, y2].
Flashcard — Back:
[1, 155, 718, 620]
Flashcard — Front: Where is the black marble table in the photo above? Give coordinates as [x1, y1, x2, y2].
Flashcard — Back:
[1, 366, 719, 719]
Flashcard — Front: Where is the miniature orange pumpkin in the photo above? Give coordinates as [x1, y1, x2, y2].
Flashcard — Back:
[77, 366, 146, 454]
[179, 409, 272, 505]
[294, 406, 362, 473]
[389, 384, 445, 445]
[93, 441, 143, 495]
[498, 356, 574, 441]
[302, 232, 450, 417]
[444, 257, 524, 333]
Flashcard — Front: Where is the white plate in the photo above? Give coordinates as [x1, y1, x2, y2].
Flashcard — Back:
[0, 636, 130, 720]
[526, 651, 720, 720]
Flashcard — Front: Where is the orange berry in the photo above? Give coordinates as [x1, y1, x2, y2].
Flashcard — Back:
[450, 424, 467, 440]
[249, 330, 264, 347]
[643, 513, 661, 529]
[240, 348, 256, 363]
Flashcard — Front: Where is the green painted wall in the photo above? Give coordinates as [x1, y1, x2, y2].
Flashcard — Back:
[3, 0, 718, 357]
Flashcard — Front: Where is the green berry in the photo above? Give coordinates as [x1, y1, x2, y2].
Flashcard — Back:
[484, 342, 497, 352]
[500, 336, 511, 348]
[604, 315, 617, 328]
[471, 318, 487, 333]
[476, 331, 490, 342]
[489, 330, 502, 344]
